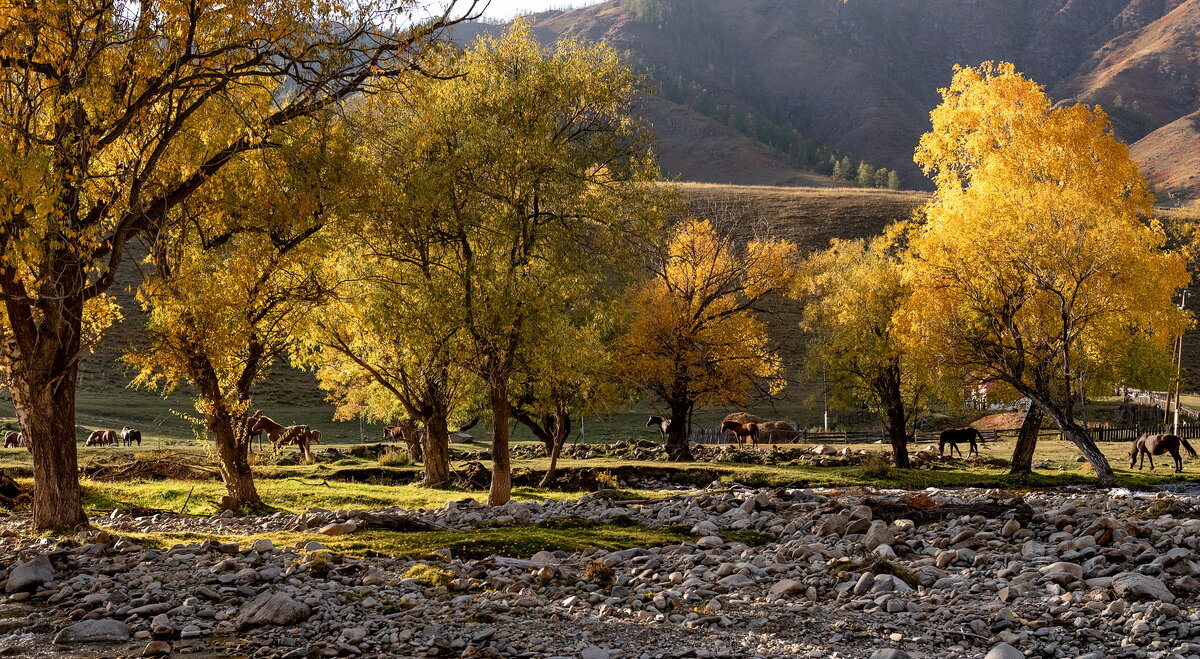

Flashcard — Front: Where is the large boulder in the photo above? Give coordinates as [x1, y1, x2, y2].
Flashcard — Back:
[53, 619, 130, 644]
[769, 579, 807, 597]
[235, 591, 313, 629]
[1112, 572, 1175, 602]
[870, 651, 912, 659]
[5, 555, 54, 593]
[1038, 562, 1083, 584]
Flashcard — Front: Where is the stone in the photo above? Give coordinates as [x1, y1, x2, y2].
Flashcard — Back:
[816, 515, 848, 537]
[769, 579, 806, 597]
[1112, 572, 1174, 602]
[1001, 519, 1021, 537]
[718, 574, 755, 588]
[5, 555, 54, 593]
[811, 444, 838, 456]
[863, 521, 894, 550]
[362, 567, 388, 586]
[143, 641, 171, 657]
[53, 619, 131, 644]
[317, 521, 357, 535]
[983, 643, 1024, 659]
[1039, 562, 1083, 583]
[580, 646, 610, 659]
[869, 651, 912, 659]
[235, 591, 313, 629]
[250, 538, 274, 553]
[530, 551, 558, 565]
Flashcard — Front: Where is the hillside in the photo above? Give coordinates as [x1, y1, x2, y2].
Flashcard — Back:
[506, 0, 1200, 199]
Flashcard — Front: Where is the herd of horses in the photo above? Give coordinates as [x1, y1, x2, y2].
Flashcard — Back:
[1, 410, 319, 460]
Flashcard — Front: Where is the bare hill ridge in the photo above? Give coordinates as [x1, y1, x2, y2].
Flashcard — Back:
[509, 0, 1200, 199]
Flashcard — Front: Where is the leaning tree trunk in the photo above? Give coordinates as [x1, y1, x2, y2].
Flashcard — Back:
[488, 382, 513, 506]
[539, 408, 571, 487]
[666, 400, 693, 461]
[422, 411, 452, 488]
[1009, 406, 1044, 475]
[210, 410, 263, 511]
[2, 295, 89, 531]
[1042, 408, 1115, 487]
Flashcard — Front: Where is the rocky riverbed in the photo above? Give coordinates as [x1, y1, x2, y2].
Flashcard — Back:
[2, 487, 1200, 658]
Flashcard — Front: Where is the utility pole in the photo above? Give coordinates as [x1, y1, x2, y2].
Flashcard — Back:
[822, 366, 829, 432]
[1173, 291, 1189, 435]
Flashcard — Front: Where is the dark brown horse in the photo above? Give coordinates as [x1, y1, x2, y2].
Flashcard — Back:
[1129, 433, 1198, 472]
[3, 431, 22, 449]
[939, 428, 981, 458]
[647, 415, 671, 442]
[721, 420, 759, 446]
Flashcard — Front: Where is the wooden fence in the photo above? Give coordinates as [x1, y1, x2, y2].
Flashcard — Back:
[689, 422, 1200, 446]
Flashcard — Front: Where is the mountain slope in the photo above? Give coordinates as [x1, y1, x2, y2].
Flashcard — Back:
[513, 0, 1200, 197]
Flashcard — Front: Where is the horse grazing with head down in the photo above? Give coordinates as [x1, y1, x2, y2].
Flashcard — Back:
[3, 431, 23, 449]
[646, 416, 671, 442]
[939, 428, 981, 458]
[721, 420, 759, 447]
[85, 429, 118, 446]
[1130, 433, 1198, 472]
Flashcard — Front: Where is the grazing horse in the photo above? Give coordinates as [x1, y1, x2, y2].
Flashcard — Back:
[939, 428, 982, 458]
[1129, 433, 1198, 472]
[121, 427, 142, 447]
[385, 421, 423, 461]
[85, 429, 118, 446]
[646, 415, 671, 442]
[3, 431, 22, 449]
[275, 425, 316, 462]
[721, 420, 759, 447]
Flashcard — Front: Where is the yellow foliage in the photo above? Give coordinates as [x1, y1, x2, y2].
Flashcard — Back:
[618, 218, 794, 410]
[899, 62, 1192, 412]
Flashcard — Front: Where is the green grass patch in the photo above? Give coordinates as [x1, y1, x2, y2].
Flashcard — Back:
[115, 519, 695, 560]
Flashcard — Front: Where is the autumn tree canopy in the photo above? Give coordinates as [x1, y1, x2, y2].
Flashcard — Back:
[301, 23, 667, 504]
[899, 62, 1191, 486]
[618, 218, 795, 461]
[0, 0, 475, 529]
[797, 229, 926, 468]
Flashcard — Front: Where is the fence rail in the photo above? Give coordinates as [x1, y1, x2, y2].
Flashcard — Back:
[688, 423, 1200, 446]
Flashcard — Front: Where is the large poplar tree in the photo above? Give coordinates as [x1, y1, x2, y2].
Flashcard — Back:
[899, 62, 1191, 486]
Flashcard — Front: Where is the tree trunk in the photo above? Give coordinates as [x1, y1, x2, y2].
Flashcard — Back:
[1, 294, 89, 531]
[1009, 406, 1044, 475]
[488, 382, 512, 506]
[539, 408, 571, 488]
[666, 400, 693, 461]
[11, 366, 88, 530]
[422, 411, 451, 488]
[210, 411, 263, 511]
[1038, 405, 1115, 487]
[878, 365, 910, 468]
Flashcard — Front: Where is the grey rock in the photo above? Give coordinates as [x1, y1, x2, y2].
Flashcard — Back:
[1112, 571, 1174, 602]
[870, 649, 912, 659]
[863, 521, 894, 550]
[53, 619, 131, 644]
[5, 555, 54, 593]
[580, 647, 610, 659]
[235, 591, 313, 629]
[983, 643, 1025, 659]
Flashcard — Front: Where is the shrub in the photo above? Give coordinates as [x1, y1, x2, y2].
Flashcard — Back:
[582, 559, 615, 589]
[403, 563, 455, 588]
[860, 453, 893, 479]
[379, 448, 411, 467]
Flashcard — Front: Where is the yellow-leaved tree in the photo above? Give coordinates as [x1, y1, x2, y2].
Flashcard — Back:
[126, 116, 352, 510]
[302, 23, 667, 505]
[796, 228, 926, 468]
[899, 62, 1191, 486]
[618, 218, 795, 461]
[0, 0, 477, 529]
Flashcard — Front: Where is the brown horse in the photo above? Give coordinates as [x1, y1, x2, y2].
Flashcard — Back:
[939, 428, 981, 458]
[1129, 433, 1198, 472]
[721, 420, 759, 446]
[85, 429, 118, 446]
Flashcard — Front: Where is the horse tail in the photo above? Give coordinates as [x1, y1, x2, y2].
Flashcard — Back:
[1180, 436, 1199, 458]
